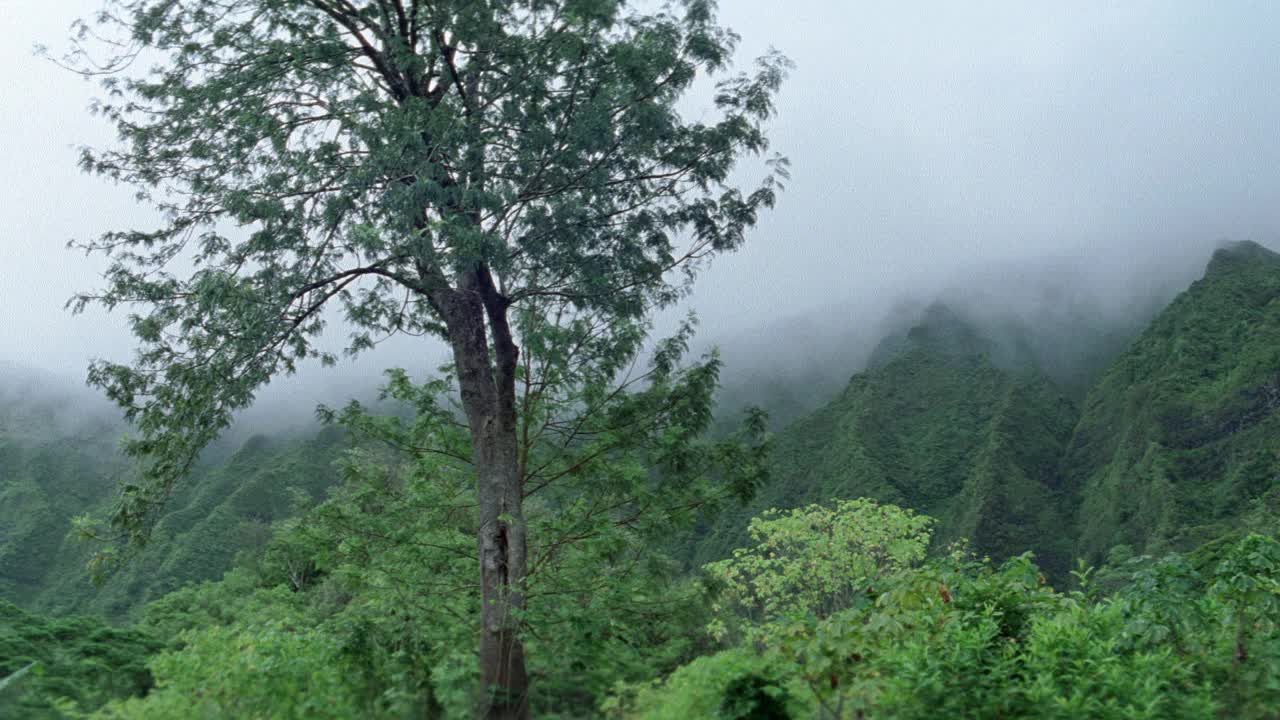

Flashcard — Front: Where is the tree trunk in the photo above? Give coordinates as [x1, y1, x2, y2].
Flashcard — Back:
[473, 419, 530, 720]
[435, 271, 530, 720]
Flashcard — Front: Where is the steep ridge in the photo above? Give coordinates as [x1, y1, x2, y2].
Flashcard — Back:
[697, 242, 1280, 578]
[0, 388, 128, 604]
[0, 431, 126, 604]
[1066, 240, 1280, 564]
[45, 429, 347, 620]
[696, 305, 1080, 576]
[0, 402, 348, 619]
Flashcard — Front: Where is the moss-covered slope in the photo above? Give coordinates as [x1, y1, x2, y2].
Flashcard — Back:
[46, 429, 346, 620]
[0, 404, 127, 604]
[1065, 240, 1280, 564]
[697, 305, 1080, 575]
[0, 409, 347, 620]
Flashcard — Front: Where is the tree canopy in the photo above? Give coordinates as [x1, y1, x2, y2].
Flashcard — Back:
[68, 1, 787, 715]
[70, 0, 787, 508]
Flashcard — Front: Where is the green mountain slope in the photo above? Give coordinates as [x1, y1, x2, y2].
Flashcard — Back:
[698, 243, 1280, 579]
[40, 429, 347, 620]
[0, 397, 348, 619]
[697, 305, 1080, 575]
[0, 393, 128, 604]
[1066, 240, 1280, 564]
[6, 243, 1277, 624]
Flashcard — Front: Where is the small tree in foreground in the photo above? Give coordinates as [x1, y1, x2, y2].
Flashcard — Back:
[704, 499, 932, 641]
[64, 1, 787, 716]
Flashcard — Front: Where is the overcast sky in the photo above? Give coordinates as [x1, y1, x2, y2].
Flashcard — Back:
[4, 1, 1280, 423]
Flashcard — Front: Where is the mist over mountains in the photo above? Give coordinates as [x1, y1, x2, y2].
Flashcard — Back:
[3, 236, 1278, 718]
[2, 240, 1223, 443]
[4, 1, 1280, 715]
[711, 240, 1214, 427]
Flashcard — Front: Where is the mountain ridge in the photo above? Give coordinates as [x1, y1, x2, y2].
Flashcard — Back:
[695, 240, 1280, 578]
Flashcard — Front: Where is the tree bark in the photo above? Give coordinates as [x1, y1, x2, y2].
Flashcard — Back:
[434, 271, 530, 720]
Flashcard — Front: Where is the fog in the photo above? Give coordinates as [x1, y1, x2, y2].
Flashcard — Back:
[3, 1, 1279, 432]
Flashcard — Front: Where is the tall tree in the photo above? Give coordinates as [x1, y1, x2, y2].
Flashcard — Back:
[66, 1, 786, 716]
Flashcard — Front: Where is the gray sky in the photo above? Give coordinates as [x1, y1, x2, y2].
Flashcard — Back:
[4, 1, 1280, 423]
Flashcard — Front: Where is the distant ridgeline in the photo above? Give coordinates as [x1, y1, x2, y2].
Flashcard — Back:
[1065, 240, 1280, 565]
[696, 240, 1280, 580]
[1, 242, 1277, 619]
[0, 413, 347, 620]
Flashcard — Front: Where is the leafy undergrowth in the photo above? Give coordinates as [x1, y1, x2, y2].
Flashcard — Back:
[617, 500, 1280, 720]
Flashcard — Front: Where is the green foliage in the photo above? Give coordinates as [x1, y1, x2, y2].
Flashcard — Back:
[0, 600, 160, 719]
[104, 366, 749, 717]
[95, 622, 365, 720]
[66, 2, 787, 707]
[608, 649, 812, 720]
[704, 499, 930, 639]
[67, 0, 789, 551]
[633, 501, 1280, 719]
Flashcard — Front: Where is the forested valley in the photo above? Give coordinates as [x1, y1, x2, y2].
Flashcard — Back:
[3, 1, 1280, 718]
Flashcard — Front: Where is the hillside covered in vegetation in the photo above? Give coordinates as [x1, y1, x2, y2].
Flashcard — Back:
[0, 416, 348, 620]
[696, 241, 1280, 582]
[694, 304, 1080, 576]
[1065, 240, 1280, 564]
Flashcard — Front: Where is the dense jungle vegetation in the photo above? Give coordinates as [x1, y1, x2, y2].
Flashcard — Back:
[3, 0, 1278, 717]
[2, 240, 1279, 718]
